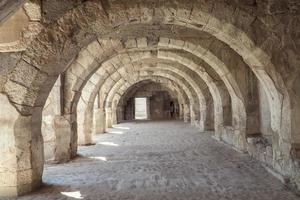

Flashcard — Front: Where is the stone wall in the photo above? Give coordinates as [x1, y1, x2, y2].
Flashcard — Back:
[258, 82, 273, 139]
[0, 0, 42, 52]
[0, 0, 300, 197]
[120, 83, 179, 121]
[149, 91, 175, 120]
[42, 77, 71, 163]
[42, 78, 60, 161]
[124, 98, 135, 121]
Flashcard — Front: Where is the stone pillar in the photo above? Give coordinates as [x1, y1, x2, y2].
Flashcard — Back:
[105, 107, 113, 129]
[206, 98, 215, 131]
[77, 102, 92, 146]
[112, 108, 118, 125]
[179, 104, 184, 120]
[41, 77, 74, 162]
[42, 78, 63, 162]
[93, 108, 105, 134]
[116, 105, 124, 123]
[214, 105, 223, 141]
[68, 114, 78, 158]
[53, 115, 72, 162]
[85, 109, 94, 145]
[183, 104, 190, 122]
[42, 114, 73, 163]
[146, 97, 151, 120]
[0, 95, 43, 197]
[198, 105, 206, 132]
[190, 104, 196, 125]
[42, 114, 56, 161]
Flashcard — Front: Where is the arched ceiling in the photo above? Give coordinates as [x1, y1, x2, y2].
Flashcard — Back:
[118, 80, 180, 105]
[1, 1, 300, 196]
[1, 0, 299, 159]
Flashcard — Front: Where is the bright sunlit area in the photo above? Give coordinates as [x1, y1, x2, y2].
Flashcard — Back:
[112, 125, 130, 130]
[61, 191, 84, 199]
[97, 141, 119, 147]
[135, 97, 148, 120]
[88, 156, 107, 161]
[106, 129, 124, 134]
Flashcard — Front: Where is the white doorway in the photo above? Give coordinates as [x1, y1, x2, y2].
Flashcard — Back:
[135, 97, 148, 120]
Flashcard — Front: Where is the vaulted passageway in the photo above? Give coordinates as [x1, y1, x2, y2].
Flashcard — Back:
[14, 121, 299, 200]
[0, 0, 300, 198]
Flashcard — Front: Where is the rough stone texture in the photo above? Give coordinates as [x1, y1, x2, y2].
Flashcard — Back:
[0, 0, 300, 197]
[77, 71, 190, 146]
[41, 77, 72, 163]
[42, 78, 61, 161]
[93, 108, 106, 134]
[0, 0, 25, 24]
[0, 94, 43, 197]
[149, 91, 174, 119]
[64, 36, 252, 149]
[0, 94, 20, 197]
[0, 1, 42, 52]
[41, 0, 83, 23]
[8, 121, 300, 200]
[119, 82, 179, 121]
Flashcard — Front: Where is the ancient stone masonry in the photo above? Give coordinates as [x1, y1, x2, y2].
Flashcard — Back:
[0, 0, 299, 198]
[0, 0, 42, 52]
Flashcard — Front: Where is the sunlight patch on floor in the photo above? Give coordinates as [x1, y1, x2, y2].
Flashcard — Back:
[107, 130, 124, 134]
[88, 156, 107, 161]
[97, 141, 119, 146]
[61, 191, 84, 199]
[112, 125, 130, 130]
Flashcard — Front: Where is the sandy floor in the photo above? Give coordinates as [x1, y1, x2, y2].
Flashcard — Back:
[8, 120, 300, 200]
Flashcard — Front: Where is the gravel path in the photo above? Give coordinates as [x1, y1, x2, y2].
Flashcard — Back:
[9, 120, 300, 200]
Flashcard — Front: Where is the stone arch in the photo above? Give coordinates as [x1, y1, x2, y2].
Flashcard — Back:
[66, 36, 234, 136]
[65, 36, 251, 149]
[109, 75, 190, 123]
[0, 0, 297, 196]
[73, 49, 227, 145]
[4, 0, 290, 148]
[104, 0, 294, 159]
[69, 49, 227, 148]
[78, 72, 190, 145]
[102, 0, 292, 150]
[75, 57, 204, 145]
[94, 76, 188, 135]
[103, 69, 201, 129]
[93, 50, 226, 135]
[115, 79, 183, 122]
[98, 61, 207, 125]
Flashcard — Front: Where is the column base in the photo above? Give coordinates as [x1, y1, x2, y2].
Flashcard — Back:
[0, 177, 42, 197]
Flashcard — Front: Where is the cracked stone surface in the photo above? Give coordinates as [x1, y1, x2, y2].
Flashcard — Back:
[0, 0, 300, 197]
[9, 120, 300, 200]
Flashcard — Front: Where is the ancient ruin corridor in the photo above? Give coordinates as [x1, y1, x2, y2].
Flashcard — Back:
[1, 0, 300, 199]
[9, 121, 299, 200]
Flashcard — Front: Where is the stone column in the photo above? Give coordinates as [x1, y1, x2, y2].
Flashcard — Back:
[146, 97, 151, 120]
[190, 104, 196, 125]
[77, 108, 94, 146]
[198, 102, 206, 132]
[105, 107, 113, 129]
[179, 104, 184, 120]
[68, 114, 78, 158]
[0, 95, 43, 197]
[53, 115, 73, 162]
[77, 101, 93, 146]
[183, 104, 190, 122]
[42, 78, 74, 162]
[116, 105, 124, 123]
[93, 108, 106, 134]
[112, 108, 117, 125]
